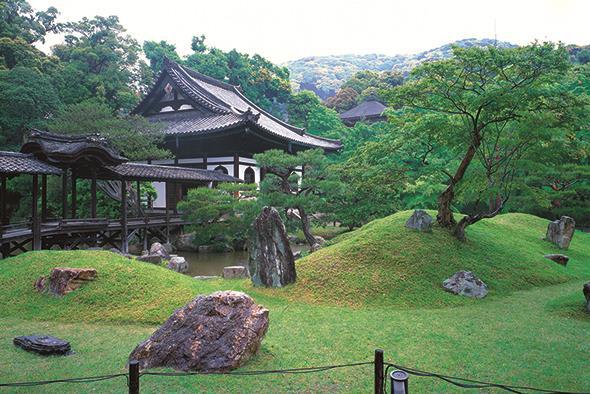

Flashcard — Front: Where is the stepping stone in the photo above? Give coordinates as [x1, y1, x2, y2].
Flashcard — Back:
[13, 335, 71, 355]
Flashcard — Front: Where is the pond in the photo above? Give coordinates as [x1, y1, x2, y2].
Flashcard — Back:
[182, 243, 308, 277]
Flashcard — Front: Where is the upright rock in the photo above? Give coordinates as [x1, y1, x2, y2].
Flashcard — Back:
[149, 242, 170, 259]
[584, 283, 590, 313]
[34, 268, 97, 296]
[545, 216, 576, 249]
[129, 291, 269, 372]
[442, 271, 488, 299]
[405, 210, 433, 232]
[167, 255, 188, 273]
[248, 207, 296, 287]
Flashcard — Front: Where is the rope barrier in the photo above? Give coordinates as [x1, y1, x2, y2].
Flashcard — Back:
[0, 373, 127, 388]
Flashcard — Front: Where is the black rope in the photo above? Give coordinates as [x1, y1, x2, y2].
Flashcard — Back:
[386, 362, 590, 394]
[140, 361, 373, 377]
[0, 373, 127, 388]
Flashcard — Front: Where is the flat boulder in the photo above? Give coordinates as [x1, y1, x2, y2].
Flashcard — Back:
[223, 266, 249, 279]
[545, 216, 575, 249]
[149, 242, 170, 260]
[34, 268, 97, 296]
[584, 283, 590, 313]
[167, 255, 188, 273]
[14, 335, 71, 355]
[442, 271, 488, 299]
[129, 291, 269, 372]
[405, 210, 433, 232]
[137, 254, 163, 265]
[249, 206, 296, 287]
[543, 254, 569, 266]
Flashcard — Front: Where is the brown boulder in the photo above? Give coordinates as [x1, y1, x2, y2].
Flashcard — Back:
[584, 283, 590, 313]
[34, 268, 97, 296]
[129, 291, 268, 372]
[543, 254, 569, 266]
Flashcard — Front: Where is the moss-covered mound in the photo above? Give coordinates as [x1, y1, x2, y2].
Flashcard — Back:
[288, 211, 590, 307]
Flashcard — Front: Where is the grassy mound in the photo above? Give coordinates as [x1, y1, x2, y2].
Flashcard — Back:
[0, 251, 238, 325]
[288, 211, 590, 307]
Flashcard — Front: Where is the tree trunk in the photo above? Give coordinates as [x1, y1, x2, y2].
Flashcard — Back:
[297, 206, 316, 247]
[453, 199, 506, 241]
[437, 129, 482, 228]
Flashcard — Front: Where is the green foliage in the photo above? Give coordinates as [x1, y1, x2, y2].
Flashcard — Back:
[48, 100, 169, 161]
[0, 66, 60, 148]
[324, 86, 358, 112]
[178, 183, 260, 249]
[0, 0, 58, 44]
[142, 40, 181, 74]
[341, 69, 403, 102]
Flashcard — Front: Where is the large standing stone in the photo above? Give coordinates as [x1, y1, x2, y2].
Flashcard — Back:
[248, 207, 296, 287]
[34, 268, 97, 296]
[405, 209, 433, 232]
[442, 271, 488, 298]
[545, 216, 576, 249]
[149, 242, 170, 259]
[167, 255, 188, 273]
[584, 283, 590, 313]
[14, 335, 71, 355]
[129, 291, 269, 372]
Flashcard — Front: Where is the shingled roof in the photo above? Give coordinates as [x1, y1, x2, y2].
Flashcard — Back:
[105, 163, 240, 183]
[340, 100, 387, 124]
[133, 59, 342, 151]
[0, 151, 62, 176]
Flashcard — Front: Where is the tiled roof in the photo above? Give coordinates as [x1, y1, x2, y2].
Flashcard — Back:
[340, 100, 387, 120]
[106, 163, 240, 183]
[0, 151, 62, 175]
[137, 59, 342, 151]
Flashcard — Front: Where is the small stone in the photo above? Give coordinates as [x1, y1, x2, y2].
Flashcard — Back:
[167, 256, 188, 273]
[543, 254, 569, 266]
[223, 266, 249, 279]
[150, 242, 170, 260]
[405, 209, 433, 232]
[34, 268, 97, 296]
[129, 291, 269, 372]
[545, 216, 576, 249]
[14, 335, 71, 355]
[137, 255, 163, 265]
[442, 271, 488, 298]
[583, 283, 590, 313]
[193, 275, 221, 280]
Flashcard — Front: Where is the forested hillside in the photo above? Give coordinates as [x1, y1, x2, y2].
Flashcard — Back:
[285, 38, 515, 98]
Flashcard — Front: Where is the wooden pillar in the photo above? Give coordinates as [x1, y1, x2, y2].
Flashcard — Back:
[233, 153, 240, 180]
[165, 185, 170, 244]
[90, 175, 97, 218]
[61, 170, 68, 219]
[32, 175, 41, 250]
[0, 176, 7, 258]
[41, 175, 47, 220]
[70, 170, 77, 219]
[136, 181, 141, 217]
[120, 180, 128, 253]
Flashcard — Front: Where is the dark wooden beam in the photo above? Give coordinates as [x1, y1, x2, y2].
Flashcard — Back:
[136, 181, 141, 217]
[62, 170, 68, 219]
[120, 180, 128, 253]
[1, 176, 8, 258]
[41, 175, 47, 220]
[32, 175, 41, 250]
[233, 153, 239, 180]
[71, 170, 77, 219]
[90, 175, 97, 218]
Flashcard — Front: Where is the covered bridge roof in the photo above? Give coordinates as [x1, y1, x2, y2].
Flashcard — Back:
[134, 59, 342, 151]
[0, 151, 62, 176]
[105, 163, 240, 183]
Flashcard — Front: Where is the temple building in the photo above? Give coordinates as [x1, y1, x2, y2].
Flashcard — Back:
[132, 58, 342, 208]
[339, 100, 387, 126]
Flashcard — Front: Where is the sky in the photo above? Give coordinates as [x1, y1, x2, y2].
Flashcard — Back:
[30, 0, 590, 64]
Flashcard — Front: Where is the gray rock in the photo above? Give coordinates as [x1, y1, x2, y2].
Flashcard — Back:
[584, 283, 590, 313]
[137, 255, 163, 265]
[175, 233, 198, 252]
[442, 271, 488, 298]
[167, 256, 188, 273]
[129, 291, 269, 372]
[198, 245, 214, 253]
[14, 335, 71, 355]
[405, 209, 433, 232]
[223, 266, 249, 279]
[249, 206, 296, 288]
[149, 242, 170, 260]
[545, 216, 576, 249]
[543, 254, 569, 266]
[293, 251, 303, 260]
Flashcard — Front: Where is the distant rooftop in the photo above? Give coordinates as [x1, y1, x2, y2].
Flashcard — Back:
[340, 100, 387, 124]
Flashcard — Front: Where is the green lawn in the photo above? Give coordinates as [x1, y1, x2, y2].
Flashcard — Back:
[0, 211, 589, 393]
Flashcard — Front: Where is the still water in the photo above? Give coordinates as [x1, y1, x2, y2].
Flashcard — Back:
[182, 244, 308, 277]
